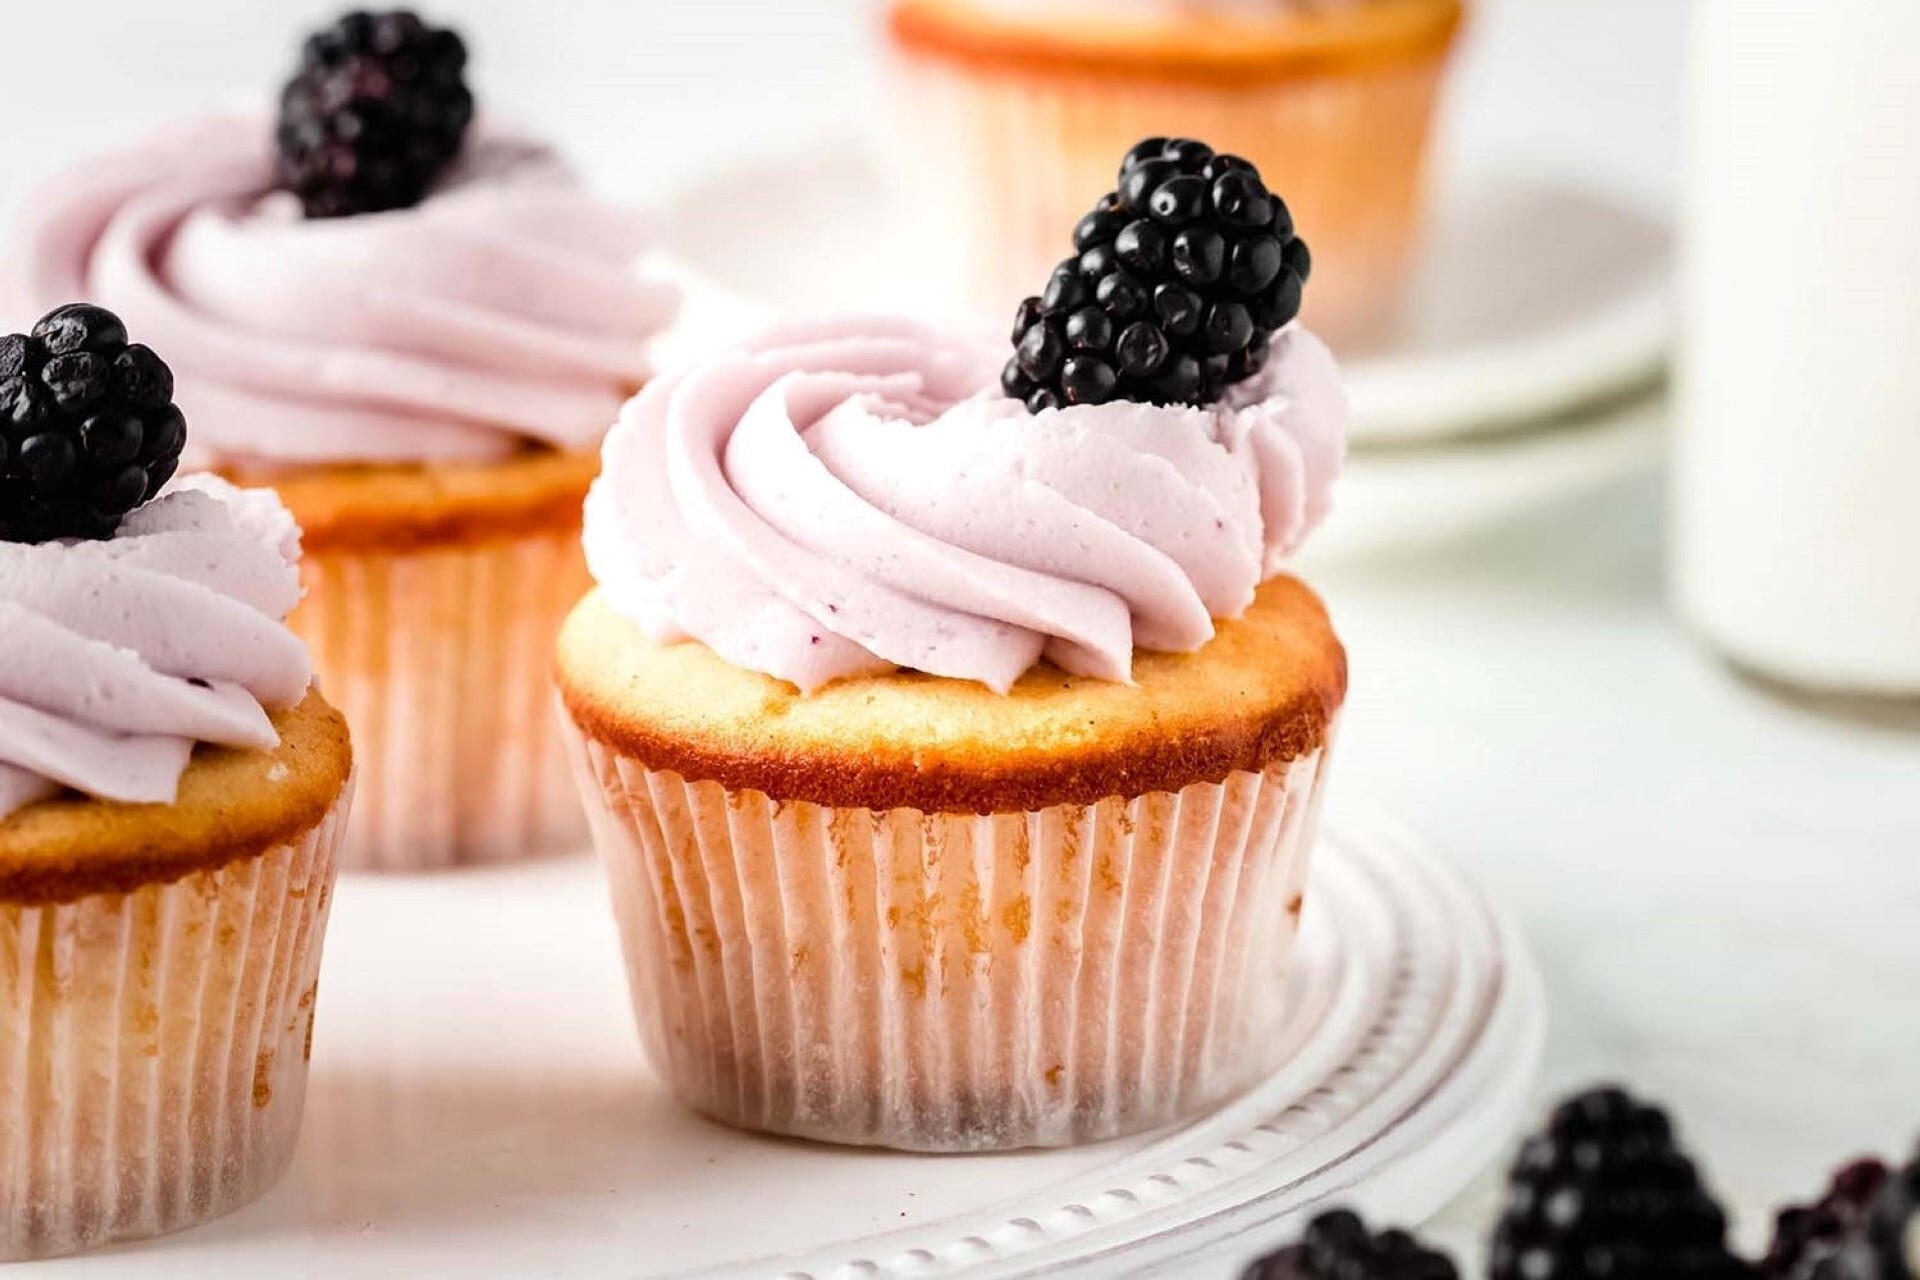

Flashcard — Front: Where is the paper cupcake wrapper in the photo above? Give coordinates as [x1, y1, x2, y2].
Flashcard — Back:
[889, 45, 1452, 345]
[296, 529, 591, 871]
[563, 713, 1333, 1152]
[0, 783, 350, 1261]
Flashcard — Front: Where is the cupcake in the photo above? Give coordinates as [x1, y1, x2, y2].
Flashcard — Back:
[557, 140, 1347, 1151]
[886, 0, 1465, 346]
[0, 305, 352, 1258]
[7, 10, 680, 871]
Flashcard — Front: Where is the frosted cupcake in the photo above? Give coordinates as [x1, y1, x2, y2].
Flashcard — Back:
[0, 305, 352, 1258]
[8, 10, 680, 871]
[558, 140, 1347, 1151]
[887, 0, 1465, 345]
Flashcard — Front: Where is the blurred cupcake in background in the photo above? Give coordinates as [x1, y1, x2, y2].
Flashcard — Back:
[0, 305, 353, 1258]
[886, 0, 1465, 346]
[9, 10, 682, 871]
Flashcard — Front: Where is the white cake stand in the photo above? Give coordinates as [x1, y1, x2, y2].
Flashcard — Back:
[45, 813, 1543, 1280]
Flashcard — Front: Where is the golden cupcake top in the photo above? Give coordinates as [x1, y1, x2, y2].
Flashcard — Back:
[558, 575, 1344, 814]
[0, 690, 351, 906]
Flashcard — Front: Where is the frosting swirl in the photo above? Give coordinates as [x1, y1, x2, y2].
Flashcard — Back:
[9, 113, 679, 467]
[584, 316, 1344, 692]
[0, 477, 314, 820]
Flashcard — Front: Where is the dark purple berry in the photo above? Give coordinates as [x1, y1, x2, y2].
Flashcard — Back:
[1252, 271, 1305, 331]
[0, 304, 188, 542]
[1001, 359, 1034, 401]
[1077, 242, 1116, 280]
[1241, 1208, 1460, 1280]
[1015, 322, 1064, 380]
[111, 344, 174, 409]
[41, 352, 110, 411]
[31, 304, 128, 356]
[1228, 235, 1285, 295]
[1286, 236, 1312, 284]
[1232, 330, 1272, 381]
[1148, 175, 1208, 225]
[1205, 301, 1254, 355]
[1114, 220, 1168, 275]
[0, 335, 28, 380]
[1006, 136, 1312, 409]
[1, 377, 44, 429]
[1211, 169, 1273, 228]
[276, 9, 474, 218]
[1272, 196, 1296, 242]
[1762, 1158, 1889, 1279]
[1203, 153, 1254, 181]
[145, 406, 186, 461]
[1012, 297, 1044, 344]
[1160, 137, 1214, 169]
[19, 433, 76, 487]
[1171, 226, 1226, 285]
[1042, 264, 1089, 314]
[1154, 354, 1202, 404]
[1115, 322, 1169, 377]
[1059, 356, 1117, 405]
[1489, 1086, 1751, 1280]
[79, 411, 144, 466]
[1095, 271, 1148, 319]
[1154, 283, 1203, 337]
[1074, 200, 1127, 251]
[1063, 307, 1112, 352]
[91, 464, 150, 514]
[1120, 136, 1169, 174]
[1025, 387, 1062, 414]
[1119, 159, 1176, 211]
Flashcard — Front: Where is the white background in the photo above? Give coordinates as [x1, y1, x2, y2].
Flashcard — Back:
[7, 0, 1920, 1272]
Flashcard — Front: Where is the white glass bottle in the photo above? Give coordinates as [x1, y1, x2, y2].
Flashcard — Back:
[1675, 0, 1920, 694]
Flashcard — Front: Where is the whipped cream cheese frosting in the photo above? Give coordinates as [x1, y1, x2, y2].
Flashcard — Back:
[584, 315, 1345, 692]
[0, 477, 313, 820]
[10, 113, 679, 467]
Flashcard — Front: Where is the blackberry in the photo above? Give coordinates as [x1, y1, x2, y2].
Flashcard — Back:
[1858, 1150, 1920, 1280]
[1241, 1209, 1460, 1280]
[1762, 1159, 1890, 1279]
[1005, 137, 1311, 412]
[275, 9, 474, 218]
[0, 304, 186, 543]
[1490, 1086, 1753, 1280]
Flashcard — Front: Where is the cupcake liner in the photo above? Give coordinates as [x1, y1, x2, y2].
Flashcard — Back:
[562, 711, 1333, 1152]
[0, 783, 351, 1261]
[296, 529, 590, 871]
[890, 45, 1453, 345]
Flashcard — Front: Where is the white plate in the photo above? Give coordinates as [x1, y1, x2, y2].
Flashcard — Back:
[655, 147, 1671, 446]
[1305, 394, 1667, 566]
[48, 814, 1542, 1280]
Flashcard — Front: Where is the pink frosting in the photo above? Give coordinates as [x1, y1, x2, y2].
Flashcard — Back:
[0, 477, 314, 820]
[8, 113, 679, 466]
[584, 316, 1345, 692]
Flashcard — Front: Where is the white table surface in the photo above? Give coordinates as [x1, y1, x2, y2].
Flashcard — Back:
[7, 1, 1918, 1273]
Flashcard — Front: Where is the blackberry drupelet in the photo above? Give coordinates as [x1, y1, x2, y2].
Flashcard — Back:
[0, 305, 186, 543]
[1005, 136, 1311, 412]
[1241, 1208, 1460, 1280]
[276, 9, 474, 218]
[1490, 1085, 1753, 1280]
[1859, 1150, 1920, 1280]
[1762, 1158, 1890, 1279]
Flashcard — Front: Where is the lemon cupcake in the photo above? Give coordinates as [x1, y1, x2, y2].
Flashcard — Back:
[888, 0, 1465, 345]
[558, 139, 1349, 1151]
[8, 10, 679, 871]
[0, 305, 352, 1258]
